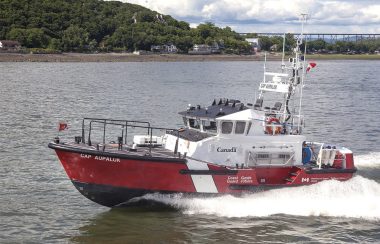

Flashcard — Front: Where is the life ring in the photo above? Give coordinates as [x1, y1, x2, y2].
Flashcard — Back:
[265, 117, 282, 135]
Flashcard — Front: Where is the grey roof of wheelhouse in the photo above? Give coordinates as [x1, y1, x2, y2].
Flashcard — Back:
[178, 98, 249, 120]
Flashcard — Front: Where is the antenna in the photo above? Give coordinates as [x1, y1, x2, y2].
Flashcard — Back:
[259, 52, 267, 100]
[281, 33, 286, 72]
[263, 52, 267, 83]
[299, 13, 308, 40]
[297, 13, 308, 132]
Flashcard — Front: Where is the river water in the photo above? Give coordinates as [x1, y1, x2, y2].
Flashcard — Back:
[0, 60, 380, 243]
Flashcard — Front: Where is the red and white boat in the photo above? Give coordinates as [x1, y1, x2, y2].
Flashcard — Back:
[49, 18, 356, 207]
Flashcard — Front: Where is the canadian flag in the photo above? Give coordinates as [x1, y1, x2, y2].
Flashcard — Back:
[58, 122, 68, 131]
[306, 62, 317, 72]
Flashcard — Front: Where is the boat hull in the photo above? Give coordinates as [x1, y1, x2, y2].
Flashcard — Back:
[49, 143, 356, 207]
[72, 180, 174, 207]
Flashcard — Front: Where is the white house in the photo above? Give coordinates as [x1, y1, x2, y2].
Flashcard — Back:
[246, 38, 261, 52]
[0, 40, 21, 51]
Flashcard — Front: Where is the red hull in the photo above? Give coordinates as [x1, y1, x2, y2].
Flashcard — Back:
[56, 149, 195, 193]
[50, 143, 356, 207]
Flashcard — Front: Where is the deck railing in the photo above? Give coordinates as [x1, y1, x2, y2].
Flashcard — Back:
[81, 118, 180, 156]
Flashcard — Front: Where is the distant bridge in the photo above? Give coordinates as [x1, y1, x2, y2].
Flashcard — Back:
[240, 33, 380, 43]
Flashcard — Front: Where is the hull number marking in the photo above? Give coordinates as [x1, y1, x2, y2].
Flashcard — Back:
[80, 154, 120, 162]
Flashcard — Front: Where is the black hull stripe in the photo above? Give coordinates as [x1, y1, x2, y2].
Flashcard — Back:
[49, 142, 186, 164]
[71, 180, 218, 207]
[72, 180, 300, 208]
[72, 180, 159, 207]
[72, 180, 286, 208]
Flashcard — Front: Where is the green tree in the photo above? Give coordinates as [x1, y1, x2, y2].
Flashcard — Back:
[175, 35, 193, 52]
[0, 0, 267, 53]
[49, 38, 62, 50]
[7, 28, 27, 44]
[197, 22, 217, 40]
[258, 36, 273, 51]
[62, 25, 89, 51]
[25, 28, 49, 48]
[308, 39, 327, 51]
[109, 26, 133, 49]
[89, 39, 98, 51]
[177, 21, 190, 30]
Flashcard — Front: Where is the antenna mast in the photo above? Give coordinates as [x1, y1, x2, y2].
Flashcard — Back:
[281, 33, 286, 72]
[297, 13, 308, 131]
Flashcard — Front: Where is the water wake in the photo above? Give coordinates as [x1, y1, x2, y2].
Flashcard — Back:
[138, 152, 380, 219]
[141, 176, 380, 220]
[354, 152, 380, 168]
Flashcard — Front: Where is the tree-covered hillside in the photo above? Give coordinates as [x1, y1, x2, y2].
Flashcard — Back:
[0, 0, 250, 53]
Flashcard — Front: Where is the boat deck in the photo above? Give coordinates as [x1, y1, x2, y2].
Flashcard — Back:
[64, 141, 181, 160]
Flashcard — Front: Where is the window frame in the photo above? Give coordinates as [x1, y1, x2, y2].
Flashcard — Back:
[221, 121, 233, 134]
[202, 119, 217, 133]
[234, 121, 246, 134]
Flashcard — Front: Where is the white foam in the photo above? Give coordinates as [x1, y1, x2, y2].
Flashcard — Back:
[354, 152, 380, 168]
[141, 176, 380, 220]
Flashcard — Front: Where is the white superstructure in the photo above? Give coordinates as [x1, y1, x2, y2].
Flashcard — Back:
[163, 15, 319, 169]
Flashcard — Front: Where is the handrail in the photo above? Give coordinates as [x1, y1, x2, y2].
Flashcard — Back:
[82, 118, 150, 144]
[81, 118, 180, 156]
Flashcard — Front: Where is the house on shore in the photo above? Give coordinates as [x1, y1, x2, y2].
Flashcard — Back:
[188, 43, 221, 55]
[151, 44, 178, 54]
[270, 44, 278, 52]
[0, 40, 21, 52]
[246, 38, 261, 53]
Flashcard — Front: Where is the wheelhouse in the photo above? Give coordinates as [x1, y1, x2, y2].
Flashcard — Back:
[179, 98, 248, 134]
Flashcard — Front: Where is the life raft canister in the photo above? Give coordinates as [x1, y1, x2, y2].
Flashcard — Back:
[332, 151, 344, 168]
[302, 147, 312, 164]
[265, 117, 282, 135]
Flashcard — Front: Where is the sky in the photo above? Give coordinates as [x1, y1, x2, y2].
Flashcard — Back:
[121, 0, 380, 34]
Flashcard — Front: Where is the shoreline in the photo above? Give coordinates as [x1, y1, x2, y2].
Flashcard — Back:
[0, 52, 379, 62]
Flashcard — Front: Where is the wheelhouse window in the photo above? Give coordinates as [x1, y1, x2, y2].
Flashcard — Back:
[189, 118, 200, 129]
[221, 121, 233, 134]
[235, 121, 246, 134]
[202, 120, 217, 133]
